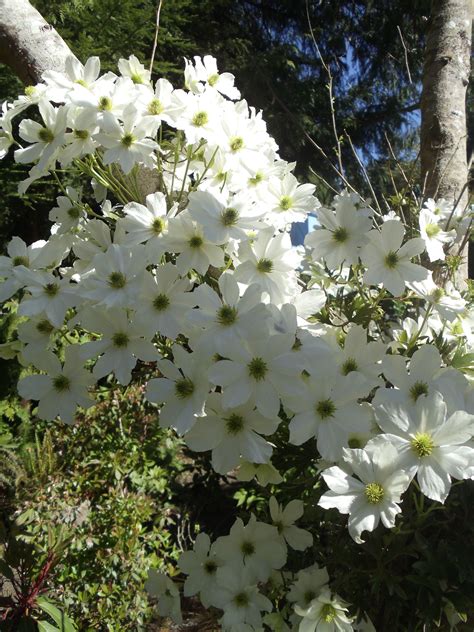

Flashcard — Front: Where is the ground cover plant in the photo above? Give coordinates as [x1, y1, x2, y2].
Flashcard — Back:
[0, 51, 473, 631]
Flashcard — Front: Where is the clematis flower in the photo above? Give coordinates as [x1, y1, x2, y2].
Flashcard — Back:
[370, 392, 474, 502]
[319, 443, 410, 543]
[269, 497, 313, 551]
[362, 220, 427, 296]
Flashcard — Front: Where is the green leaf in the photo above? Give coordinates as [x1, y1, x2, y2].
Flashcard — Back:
[37, 622, 61, 632]
[37, 597, 77, 631]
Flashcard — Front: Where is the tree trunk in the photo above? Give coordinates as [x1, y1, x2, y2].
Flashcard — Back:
[420, 0, 472, 282]
[0, 0, 77, 85]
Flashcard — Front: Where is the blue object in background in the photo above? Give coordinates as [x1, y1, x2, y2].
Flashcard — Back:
[290, 215, 317, 246]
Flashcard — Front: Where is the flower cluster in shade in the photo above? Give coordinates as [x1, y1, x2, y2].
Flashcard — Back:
[1, 53, 473, 632]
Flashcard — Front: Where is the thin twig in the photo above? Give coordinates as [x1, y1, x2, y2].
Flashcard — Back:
[344, 131, 384, 217]
[396, 25, 413, 85]
[305, 0, 345, 178]
[149, 0, 164, 73]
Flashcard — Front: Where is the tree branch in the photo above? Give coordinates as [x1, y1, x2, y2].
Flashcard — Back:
[0, 0, 77, 85]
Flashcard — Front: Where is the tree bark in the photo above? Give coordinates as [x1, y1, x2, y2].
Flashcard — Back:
[420, 0, 472, 280]
[0, 0, 77, 85]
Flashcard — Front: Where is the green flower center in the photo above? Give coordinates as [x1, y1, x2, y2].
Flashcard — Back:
[192, 111, 208, 127]
[348, 436, 363, 449]
[226, 413, 245, 435]
[148, 98, 164, 115]
[229, 136, 244, 152]
[241, 540, 255, 556]
[75, 78, 87, 87]
[43, 283, 59, 297]
[121, 133, 135, 148]
[409, 380, 429, 401]
[189, 235, 203, 249]
[320, 603, 337, 623]
[279, 195, 292, 211]
[24, 86, 36, 97]
[233, 591, 249, 607]
[67, 206, 82, 219]
[249, 172, 263, 186]
[411, 432, 434, 457]
[130, 73, 143, 84]
[175, 378, 194, 399]
[74, 129, 89, 140]
[151, 217, 164, 235]
[108, 272, 127, 289]
[36, 319, 54, 334]
[38, 127, 55, 143]
[333, 226, 349, 243]
[207, 73, 219, 87]
[153, 293, 170, 311]
[341, 357, 358, 375]
[217, 304, 238, 326]
[12, 256, 29, 267]
[256, 258, 273, 273]
[204, 560, 217, 574]
[316, 398, 336, 419]
[248, 357, 268, 381]
[431, 288, 445, 303]
[384, 251, 399, 269]
[98, 96, 113, 111]
[221, 207, 238, 226]
[53, 374, 71, 392]
[425, 223, 440, 238]
[112, 332, 129, 348]
[365, 482, 385, 504]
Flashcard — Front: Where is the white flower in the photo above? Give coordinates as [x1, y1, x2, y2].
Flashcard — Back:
[78, 308, 157, 385]
[145, 570, 182, 624]
[49, 187, 87, 235]
[0, 106, 14, 158]
[213, 514, 287, 582]
[118, 54, 151, 85]
[306, 195, 372, 268]
[294, 587, 354, 632]
[15, 269, 77, 327]
[18, 348, 94, 423]
[178, 533, 224, 608]
[269, 497, 313, 551]
[233, 229, 301, 305]
[287, 564, 330, 609]
[165, 211, 225, 275]
[184, 393, 279, 474]
[178, 89, 225, 144]
[208, 333, 303, 419]
[187, 189, 265, 244]
[186, 273, 269, 356]
[370, 392, 474, 502]
[95, 106, 158, 173]
[119, 192, 174, 260]
[192, 55, 241, 99]
[15, 101, 68, 170]
[408, 274, 466, 322]
[287, 364, 373, 462]
[44, 55, 101, 101]
[60, 107, 98, 165]
[362, 220, 427, 296]
[260, 172, 317, 229]
[145, 345, 210, 435]
[213, 566, 272, 631]
[374, 344, 467, 414]
[80, 244, 144, 308]
[135, 264, 195, 339]
[318, 443, 410, 543]
[0, 237, 63, 302]
[419, 207, 455, 262]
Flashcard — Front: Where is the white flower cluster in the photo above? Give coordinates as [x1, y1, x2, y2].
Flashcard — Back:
[1, 53, 473, 631]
